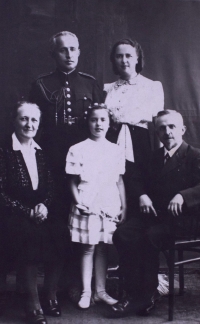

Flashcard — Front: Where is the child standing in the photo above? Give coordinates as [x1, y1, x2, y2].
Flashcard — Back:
[65, 104, 126, 309]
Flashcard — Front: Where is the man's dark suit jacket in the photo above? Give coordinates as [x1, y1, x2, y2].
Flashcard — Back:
[133, 141, 200, 215]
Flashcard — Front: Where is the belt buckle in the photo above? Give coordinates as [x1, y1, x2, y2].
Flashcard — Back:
[64, 117, 76, 125]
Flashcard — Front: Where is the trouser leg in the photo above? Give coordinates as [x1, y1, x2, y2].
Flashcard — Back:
[113, 216, 170, 305]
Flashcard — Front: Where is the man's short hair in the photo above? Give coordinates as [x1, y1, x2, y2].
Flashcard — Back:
[49, 31, 79, 53]
[156, 109, 184, 126]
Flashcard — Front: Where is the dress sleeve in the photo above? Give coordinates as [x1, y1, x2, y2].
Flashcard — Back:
[0, 148, 31, 218]
[40, 152, 55, 208]
[151, 81, 164, 117]
[65, 146, 82, 175]
[116, 146, 125, 176]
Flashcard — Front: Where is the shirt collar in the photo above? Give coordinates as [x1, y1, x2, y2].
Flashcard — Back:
[164, 141, 182, 158]
[12, 133, 41, 151]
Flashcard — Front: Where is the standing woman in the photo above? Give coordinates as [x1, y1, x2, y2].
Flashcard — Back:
[0, 102, 69, 324]
[105, 39, 164, 209]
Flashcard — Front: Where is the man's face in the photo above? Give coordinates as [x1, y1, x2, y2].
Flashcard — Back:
[156, 114, 186, 150]
[52, 35, 80, 72]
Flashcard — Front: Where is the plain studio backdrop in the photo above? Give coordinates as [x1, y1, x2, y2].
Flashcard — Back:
[0, 0, 200, 149]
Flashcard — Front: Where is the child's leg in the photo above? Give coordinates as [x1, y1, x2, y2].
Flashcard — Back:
[78, 244, 95, 308]
[94, 242, 108, 293]
[94, 243, 118, 305]
[81, 244, 95, 292]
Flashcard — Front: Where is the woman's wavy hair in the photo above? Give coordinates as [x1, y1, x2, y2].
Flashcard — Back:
[110, 38, 144, 75]
[11, 101, 42, 121]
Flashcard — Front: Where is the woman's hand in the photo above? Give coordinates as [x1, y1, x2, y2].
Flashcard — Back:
[117, 207, 127, 225]
[33, 203, 48, 223]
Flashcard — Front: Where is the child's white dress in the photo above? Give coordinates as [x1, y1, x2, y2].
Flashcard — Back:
[66, 138, 125, 244]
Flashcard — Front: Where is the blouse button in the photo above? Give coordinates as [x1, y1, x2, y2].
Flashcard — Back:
[67, 101, 71, 105]
[67, 94, 71, 98]
[84, 97, 87, 100]
[67, 88, 70, 91]
[65, 81, 69, 85]
[67, 108, 72, 112]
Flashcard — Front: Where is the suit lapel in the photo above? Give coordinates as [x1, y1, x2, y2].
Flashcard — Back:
[35, 149, 46, 190]
[14, 150, 33, 189]
[159, 141, 188, 179]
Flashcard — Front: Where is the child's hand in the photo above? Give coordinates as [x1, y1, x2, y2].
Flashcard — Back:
[76, 204, 91, 214]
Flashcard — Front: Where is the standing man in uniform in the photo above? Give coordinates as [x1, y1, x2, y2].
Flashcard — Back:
[29, 31, 103, 215]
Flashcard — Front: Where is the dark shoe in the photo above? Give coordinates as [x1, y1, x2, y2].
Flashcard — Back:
[110, 297, 134, 317]
[43, 300, 61, 317]
[136, 290, 161, 316]
[26, 309, 47, 324]
[136, 300, 155, 316]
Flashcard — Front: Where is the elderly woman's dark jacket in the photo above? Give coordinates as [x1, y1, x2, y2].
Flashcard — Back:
[0, 137, 70, 263]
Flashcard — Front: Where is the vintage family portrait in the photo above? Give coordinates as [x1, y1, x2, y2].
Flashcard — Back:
[0, 0, 200, 323]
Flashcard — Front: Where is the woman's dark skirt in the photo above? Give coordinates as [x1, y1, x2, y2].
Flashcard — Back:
[4, 212, 71, 264]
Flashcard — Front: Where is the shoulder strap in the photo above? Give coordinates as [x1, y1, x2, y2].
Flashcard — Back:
[78, 72, 95, 80]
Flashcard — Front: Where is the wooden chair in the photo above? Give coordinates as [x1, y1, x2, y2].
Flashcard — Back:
[165, 212, 200, 321]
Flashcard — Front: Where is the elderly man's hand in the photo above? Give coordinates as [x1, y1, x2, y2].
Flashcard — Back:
[168, 194, 184, 216]
[139, 194, 157, 216]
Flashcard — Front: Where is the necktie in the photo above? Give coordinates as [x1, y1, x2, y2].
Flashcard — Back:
[164, 152, 170, 164]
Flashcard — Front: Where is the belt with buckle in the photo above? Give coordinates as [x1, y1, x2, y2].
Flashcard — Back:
[63, 116, 78, 125]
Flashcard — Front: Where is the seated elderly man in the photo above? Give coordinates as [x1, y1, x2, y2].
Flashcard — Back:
[111, 109, 200, 317]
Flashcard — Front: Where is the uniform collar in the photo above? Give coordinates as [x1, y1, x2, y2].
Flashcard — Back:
[61, 68, 76, 75]
[56, 68, 78, 85]
[12, 133, 41, 151]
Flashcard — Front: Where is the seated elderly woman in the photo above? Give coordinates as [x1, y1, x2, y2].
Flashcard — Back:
[0, 101, 69, 324]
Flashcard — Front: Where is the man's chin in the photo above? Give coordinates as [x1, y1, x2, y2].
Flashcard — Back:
[60, 65, 77, 73]
[164, 142, 177, 151]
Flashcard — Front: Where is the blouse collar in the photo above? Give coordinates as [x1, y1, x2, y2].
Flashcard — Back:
[116, 73, 139, 87]
[12, 133, 41, 152]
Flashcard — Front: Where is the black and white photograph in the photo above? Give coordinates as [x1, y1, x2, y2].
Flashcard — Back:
[1, 1, 200, 323]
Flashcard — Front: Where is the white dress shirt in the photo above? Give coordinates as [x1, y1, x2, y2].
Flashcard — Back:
[164, 141, 182, 159]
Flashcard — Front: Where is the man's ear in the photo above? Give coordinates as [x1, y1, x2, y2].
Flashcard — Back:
[182, 125, 187, 136]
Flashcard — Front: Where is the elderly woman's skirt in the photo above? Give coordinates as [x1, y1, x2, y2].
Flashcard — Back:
[6, 213, 70, 263]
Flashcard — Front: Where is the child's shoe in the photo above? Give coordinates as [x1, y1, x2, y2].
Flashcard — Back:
[78, 291, 91, 309]
[94, 290, 118, 305]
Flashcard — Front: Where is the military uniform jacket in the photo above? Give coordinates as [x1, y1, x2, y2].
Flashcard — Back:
[132, 141, 200, 213]
[29, 69, 103, 170]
